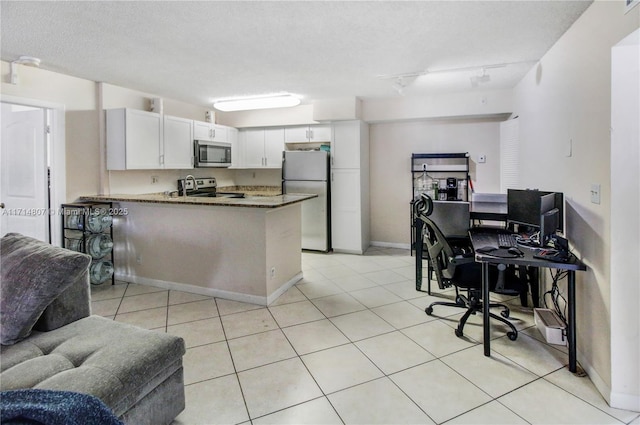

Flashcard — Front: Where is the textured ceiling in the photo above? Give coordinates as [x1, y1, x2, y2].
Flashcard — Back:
[0, 1, 592, 107]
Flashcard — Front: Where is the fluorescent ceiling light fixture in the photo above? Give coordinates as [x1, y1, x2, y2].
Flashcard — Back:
[213, 94, 300, 112]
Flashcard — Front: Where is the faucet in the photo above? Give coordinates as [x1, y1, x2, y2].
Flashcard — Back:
[183, 175, 197, 196]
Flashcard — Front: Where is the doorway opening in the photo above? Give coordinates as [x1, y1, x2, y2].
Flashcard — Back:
[0, 96, 66, 245]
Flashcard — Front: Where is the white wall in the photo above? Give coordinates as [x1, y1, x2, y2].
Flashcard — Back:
[610, 28, 640, 411]
[511, 0, 639, 407]
[369, 118, 502, 245]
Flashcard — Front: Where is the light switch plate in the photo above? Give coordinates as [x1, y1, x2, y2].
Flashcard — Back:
[590, 184, 601, 204]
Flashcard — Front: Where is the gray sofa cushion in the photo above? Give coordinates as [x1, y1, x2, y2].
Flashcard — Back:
[0, 315, 186, 416]
[0, 233, 92, 345]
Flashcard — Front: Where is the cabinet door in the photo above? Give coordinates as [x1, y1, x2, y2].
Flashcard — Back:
[331, 121, 360, 169]
[309, 124, 332, 142]
[228, 128, 241, 168]
[163, 115, 193, 169]
[193, 120, 213, 141]
[264, 128, 285, 168]
[125, 109, 162, 169]
[331, 169, 362, 253]
[212, 125, 228, 142]
[242, 129, 265, 168]
[284, 126, 311, 143]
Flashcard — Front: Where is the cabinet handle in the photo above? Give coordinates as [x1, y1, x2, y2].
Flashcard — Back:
[309, 129, 313, 140]
[212, 128, 216, 138]
[160, 155, 164, 165]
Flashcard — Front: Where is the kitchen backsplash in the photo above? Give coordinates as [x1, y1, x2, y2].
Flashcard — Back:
[105, 168, 281, 195]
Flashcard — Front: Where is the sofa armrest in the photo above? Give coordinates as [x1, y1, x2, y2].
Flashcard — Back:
[33, 269, 91, 332]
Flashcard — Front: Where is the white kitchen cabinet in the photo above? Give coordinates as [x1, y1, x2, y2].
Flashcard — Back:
[330, 120, 370, 254]
[331, 169, 364, 253]
[239, 128, 285, 168]
[228, 127, 240, 168]
[331, 120, 362, 169]
[284, 124, 332, 143]
[193, 120, 229, 142]
[163, 115, 194, 169]
[107, 108, 162, 170]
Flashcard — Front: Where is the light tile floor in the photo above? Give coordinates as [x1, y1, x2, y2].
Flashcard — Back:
[90, 247, 640, 425]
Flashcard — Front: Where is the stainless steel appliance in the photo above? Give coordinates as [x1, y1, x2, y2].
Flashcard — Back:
[194, 140, 231, 168]
[177, 177, 244, 198]
[282, 150, 331, 252]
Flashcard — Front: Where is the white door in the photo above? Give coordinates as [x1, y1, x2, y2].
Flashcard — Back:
[1, 103, 49, 242]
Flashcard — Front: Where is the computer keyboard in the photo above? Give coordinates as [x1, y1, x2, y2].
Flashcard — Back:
[497, 233, 516, 248]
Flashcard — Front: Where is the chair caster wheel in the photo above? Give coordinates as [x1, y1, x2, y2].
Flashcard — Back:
[507, 332, 518, 341]
[501, 309, 510, 318]
[425, 306, 433, 316]
[455, 328, 463, 338]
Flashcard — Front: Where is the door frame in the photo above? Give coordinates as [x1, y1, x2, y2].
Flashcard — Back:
[0, 94, 66, 247]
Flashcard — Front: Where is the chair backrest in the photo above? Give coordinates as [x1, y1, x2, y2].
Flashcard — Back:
[429, 200, 471, 238]
[415, 195, 473, 287]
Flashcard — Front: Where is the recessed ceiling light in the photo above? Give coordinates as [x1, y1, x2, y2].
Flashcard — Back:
[213, 94, 301, 112]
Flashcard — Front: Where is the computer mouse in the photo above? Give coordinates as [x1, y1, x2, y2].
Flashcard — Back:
[508, 247, 524, 256]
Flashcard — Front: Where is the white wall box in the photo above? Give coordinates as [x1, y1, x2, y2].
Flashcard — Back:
[106, 108, 162, 170]
[239, 128, 285, 168]
[330, 120, 370, 254]
[163, 115, 194, 169]
[284, 124, 332, 143]
[193, 120, 229, 142]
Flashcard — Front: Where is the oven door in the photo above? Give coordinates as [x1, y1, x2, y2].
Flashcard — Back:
[195, 140, 231, 168]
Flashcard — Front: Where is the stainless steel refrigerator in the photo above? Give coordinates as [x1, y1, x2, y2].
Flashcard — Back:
[282, 150, 331, 252]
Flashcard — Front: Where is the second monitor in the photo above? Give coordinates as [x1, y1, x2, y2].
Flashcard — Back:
[507, 189, 564, 234]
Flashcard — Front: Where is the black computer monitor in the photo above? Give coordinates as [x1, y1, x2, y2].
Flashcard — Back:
[507, 189, 564, 232]
[540, 208, 560, 247]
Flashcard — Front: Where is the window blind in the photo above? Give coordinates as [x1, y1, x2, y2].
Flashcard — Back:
[500, 118, 520, 193]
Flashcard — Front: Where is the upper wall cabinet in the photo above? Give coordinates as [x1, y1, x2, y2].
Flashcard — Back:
[239, 128, 285, 168]
[107, 108, 198, 170]
[163, 115, 194, 169]
[284, 124, 332, 143]
[193, 120, 229, 142]
[107, 108, 162, 170]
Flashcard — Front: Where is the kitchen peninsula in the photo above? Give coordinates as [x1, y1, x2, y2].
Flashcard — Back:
[80, 191, 317, 305]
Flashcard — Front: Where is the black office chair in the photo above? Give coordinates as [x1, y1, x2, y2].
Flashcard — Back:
[416, 194, 527, 341]
[413, 196, 473, 294]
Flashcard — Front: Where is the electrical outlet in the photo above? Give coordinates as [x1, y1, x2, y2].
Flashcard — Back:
[151, 176, 159, 184]
[590, 184, 601, 204]
[478, 154, 486, 163]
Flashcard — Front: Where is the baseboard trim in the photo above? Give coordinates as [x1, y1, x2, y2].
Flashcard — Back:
[580, 351, 640, 412]
[114, 272, 303, 306]
[370, 241, 411, 250]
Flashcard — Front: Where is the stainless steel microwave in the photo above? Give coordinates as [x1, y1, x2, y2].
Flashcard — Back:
[194, 140, 231, 168]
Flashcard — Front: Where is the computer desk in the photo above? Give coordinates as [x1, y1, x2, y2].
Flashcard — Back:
[468, 228, 587, 373]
